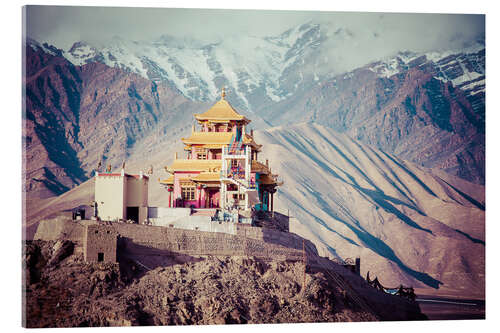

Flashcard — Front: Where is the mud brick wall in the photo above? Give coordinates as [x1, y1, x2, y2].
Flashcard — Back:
[84, 224, 118, 263]
[113, 223, 310, 261]
[34, 218, 321, 264]
[235, 224, 318, 255]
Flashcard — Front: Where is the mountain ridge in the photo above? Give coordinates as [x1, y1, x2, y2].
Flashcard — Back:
[26, 21, 484, 184]
[46, 23, 485, 113]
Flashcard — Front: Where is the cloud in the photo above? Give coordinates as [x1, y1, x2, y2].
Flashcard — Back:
[25, 6, 484, 62]
[309, 12, 484, 73]
[25, 6, 314, 49]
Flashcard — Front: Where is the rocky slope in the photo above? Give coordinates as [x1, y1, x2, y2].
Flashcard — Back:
[254, 123, 484, 297]
[24, 39, 87, 201]
[259, 48, 485, 184]
[23, 240, 424, 327]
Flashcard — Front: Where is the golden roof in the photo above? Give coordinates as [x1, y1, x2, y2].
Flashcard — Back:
[194, 98, 250, 123]
[182, 132, 234, 145]
[166, 159, 222, 172]
[159, 175, 174, 185]
[251, 160, 270, 174]
[191, 172, 221, 182]
[184, 144, 227, 150]
[178, 178, 195, 185]
[182, 132, 260, 150]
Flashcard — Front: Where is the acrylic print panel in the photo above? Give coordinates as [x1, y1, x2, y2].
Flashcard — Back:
[22, 4, 485, 327]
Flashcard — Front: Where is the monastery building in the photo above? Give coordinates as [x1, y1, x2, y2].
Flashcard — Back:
[160, 88, 281, 213]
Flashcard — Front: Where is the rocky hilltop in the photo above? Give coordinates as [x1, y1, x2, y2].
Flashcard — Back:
[23, 239, 424, 327]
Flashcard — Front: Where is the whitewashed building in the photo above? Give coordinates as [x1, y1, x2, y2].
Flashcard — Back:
[94, 169, 149, 223]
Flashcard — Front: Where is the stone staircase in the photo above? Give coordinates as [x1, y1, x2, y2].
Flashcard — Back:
[220, 176, 255, 190]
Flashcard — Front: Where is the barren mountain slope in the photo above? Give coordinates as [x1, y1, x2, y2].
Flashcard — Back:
[254, 123, 484, 297]
[260, 56, 485, 184]
[24, 34, 485, 211]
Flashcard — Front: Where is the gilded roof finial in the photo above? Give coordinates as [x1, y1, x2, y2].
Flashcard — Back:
[221, 87, 226, 99]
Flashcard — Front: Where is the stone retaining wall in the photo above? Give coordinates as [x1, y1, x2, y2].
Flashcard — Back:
[33, 218, 319, 264]
[111, 223, 312, 262]
[34, 217, 86, 246]
[149, 215, 238, 235]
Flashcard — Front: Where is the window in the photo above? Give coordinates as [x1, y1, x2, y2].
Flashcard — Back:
[97, 252, 104, 262]
[195, 147, 207, 160]
[232, 193, 245, 200]
[181, 186, 196, 201]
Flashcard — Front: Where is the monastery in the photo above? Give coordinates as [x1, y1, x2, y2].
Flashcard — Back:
[92, 88, 282, 229]
[160, 88, 281, 214]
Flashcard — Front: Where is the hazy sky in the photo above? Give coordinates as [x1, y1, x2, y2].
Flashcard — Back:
[25, 5, 485, 53]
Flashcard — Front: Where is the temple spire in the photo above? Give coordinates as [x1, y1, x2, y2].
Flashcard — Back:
[221, 87, 226, 100]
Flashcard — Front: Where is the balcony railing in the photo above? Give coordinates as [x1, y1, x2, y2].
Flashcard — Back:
[223, 146, 246, 156]
[221, 167, 245, 180]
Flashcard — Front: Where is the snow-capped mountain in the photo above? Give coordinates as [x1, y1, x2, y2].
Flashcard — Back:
[59, 22, 484, 117]
[368, 45, 485, 116]
[23, 20, 486, 203]
[62, 23, 328, 111]
[25, 37, 64, 58]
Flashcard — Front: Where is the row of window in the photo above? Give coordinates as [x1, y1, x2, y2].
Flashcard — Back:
[205, 125, 238, 132]
[193, 147, 218, 160]
[181, 186, 196, 201]
[182, 187, 249, 202]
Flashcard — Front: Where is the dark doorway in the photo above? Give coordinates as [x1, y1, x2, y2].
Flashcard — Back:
[97, 252, 104, 262]
[126, 206, 139, 223]
[208, 189, 220, 208]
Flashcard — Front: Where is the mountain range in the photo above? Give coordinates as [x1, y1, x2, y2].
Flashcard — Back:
[23, 21, 485, 296]
[24, 22, 485, 194]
